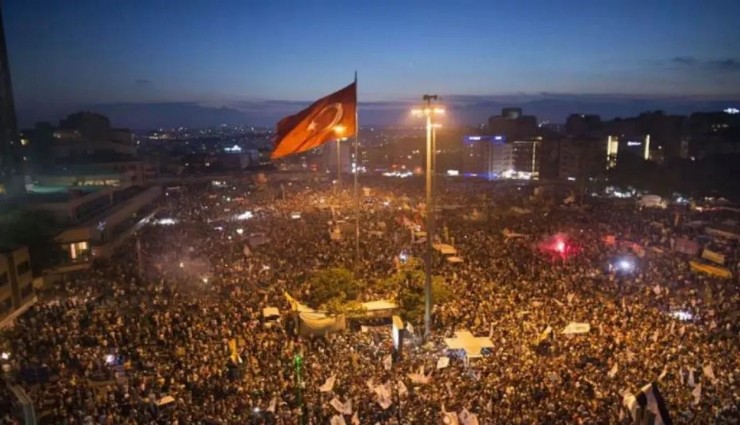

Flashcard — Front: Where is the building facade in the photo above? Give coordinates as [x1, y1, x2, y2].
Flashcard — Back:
[0, 246, 35, 327]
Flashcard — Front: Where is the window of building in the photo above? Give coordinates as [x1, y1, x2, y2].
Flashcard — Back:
[0, 296, 11, 315]
[16, 260, 31, 276]
[20, 283, 33, 299]
[69, 241, 90, 260]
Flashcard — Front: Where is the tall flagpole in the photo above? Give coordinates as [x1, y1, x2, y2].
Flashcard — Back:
[353, 71, 360, 275]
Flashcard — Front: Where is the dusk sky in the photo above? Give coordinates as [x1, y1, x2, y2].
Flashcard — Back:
[5, 0, 740, 128]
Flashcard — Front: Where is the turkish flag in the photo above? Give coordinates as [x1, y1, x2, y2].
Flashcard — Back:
[271, 82, 357, 159]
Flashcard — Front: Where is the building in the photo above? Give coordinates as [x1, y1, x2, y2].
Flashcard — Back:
[511, 139, 540, 180]
[565, 114, 602, 138]
[462, 135, 512, 179]
[556, 138, 608, 181]
[462, 135, 543, 180]
[686, 111, 740, 158]
[17, 113, 162, 272]
[44, 112, 138, 162]
[0, 246, 35, 327]
[488, 108, 538, 139]
[0, 4, 21, 198]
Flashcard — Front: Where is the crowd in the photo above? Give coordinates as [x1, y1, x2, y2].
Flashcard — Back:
[1, 175, 738, 425]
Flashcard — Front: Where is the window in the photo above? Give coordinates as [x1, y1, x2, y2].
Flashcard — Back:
[0, 297, 11, 315]
[0, 271, 8, 289]
[20, 283, 33, 299]
[16, 260, 31, 276]
[69, 241, 90, 260]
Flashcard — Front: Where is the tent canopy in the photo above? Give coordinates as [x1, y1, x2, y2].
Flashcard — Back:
[446, 256, 464, 263]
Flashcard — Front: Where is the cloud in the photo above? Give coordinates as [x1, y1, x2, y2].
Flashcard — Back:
[670, 56, 698, 66]
[707, 58, 740, 72]
[668, 56, 740, 73]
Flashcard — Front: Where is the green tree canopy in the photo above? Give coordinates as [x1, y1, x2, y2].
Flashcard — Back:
[305, 267, 363, 313]
[381, 268, 451, 323]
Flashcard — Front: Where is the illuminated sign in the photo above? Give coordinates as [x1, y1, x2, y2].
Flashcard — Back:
[627, 141, 642, 146]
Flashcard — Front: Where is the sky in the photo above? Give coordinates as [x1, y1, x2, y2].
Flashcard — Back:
[4, 0, 740, 128]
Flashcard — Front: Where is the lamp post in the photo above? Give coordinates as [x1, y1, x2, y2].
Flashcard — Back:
[411, 96, 444, 337]
[333, 126, 346, 193]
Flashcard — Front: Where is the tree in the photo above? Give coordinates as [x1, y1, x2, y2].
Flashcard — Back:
[305, 267, 363, 313]
[381, 269, 451, 324]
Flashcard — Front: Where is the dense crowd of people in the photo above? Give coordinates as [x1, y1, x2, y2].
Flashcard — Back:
[1, 175, 738, 424]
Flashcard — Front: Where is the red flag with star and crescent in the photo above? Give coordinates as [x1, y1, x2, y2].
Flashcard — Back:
[271, 82, 357, 159]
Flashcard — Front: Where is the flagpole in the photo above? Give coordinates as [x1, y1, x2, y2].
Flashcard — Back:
[353, 71, 360, 275]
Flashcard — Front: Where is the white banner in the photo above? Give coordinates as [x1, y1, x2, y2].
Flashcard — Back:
[437, 356, 450, 369]
[320, 375, 336, 392]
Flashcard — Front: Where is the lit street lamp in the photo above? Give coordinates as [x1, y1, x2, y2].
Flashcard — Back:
[411, 95, 444, 337]
[333, 125, 346, 189]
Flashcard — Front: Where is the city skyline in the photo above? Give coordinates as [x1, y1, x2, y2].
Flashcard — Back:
[4, 0, 740, 128]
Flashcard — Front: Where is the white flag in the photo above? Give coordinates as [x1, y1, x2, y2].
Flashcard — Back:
[351, 412, 360, 425]
[658, 367, 668, 382]
[330, 397, 352, 415]
[441, 404, 459, 425]
[608, 363, 618, 378]
[330, 415, 347, 425]
[692, 383, 702, 405]
[407, 322, 414, 335]
[374, 381, 392, 399]
[567, 293, 575, 304]
[459, 408, 480, 425]
[397, 380, 408, 398]
[437, 356, 450, 369]
[266, 396, 276, 413]
[702, 365, 716, 383]
[383, 354, 392, 371]
[320, 375, 336, 392]
[408, 373, 430, 384]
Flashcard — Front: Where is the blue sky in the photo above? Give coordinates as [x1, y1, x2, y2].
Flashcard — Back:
[4, 0, 740, 127]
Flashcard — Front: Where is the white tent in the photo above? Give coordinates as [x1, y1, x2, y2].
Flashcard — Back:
[298, 312, 347, 336]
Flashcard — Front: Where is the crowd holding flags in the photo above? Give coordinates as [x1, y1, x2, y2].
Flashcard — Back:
[622, 381, 673, 425]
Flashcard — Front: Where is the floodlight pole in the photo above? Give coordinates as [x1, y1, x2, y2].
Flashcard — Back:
[422, 94, 438, 338]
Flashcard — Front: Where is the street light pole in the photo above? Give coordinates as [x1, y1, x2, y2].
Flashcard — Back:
[336, 139, 341, 188]
[413, 95, 443, 338]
